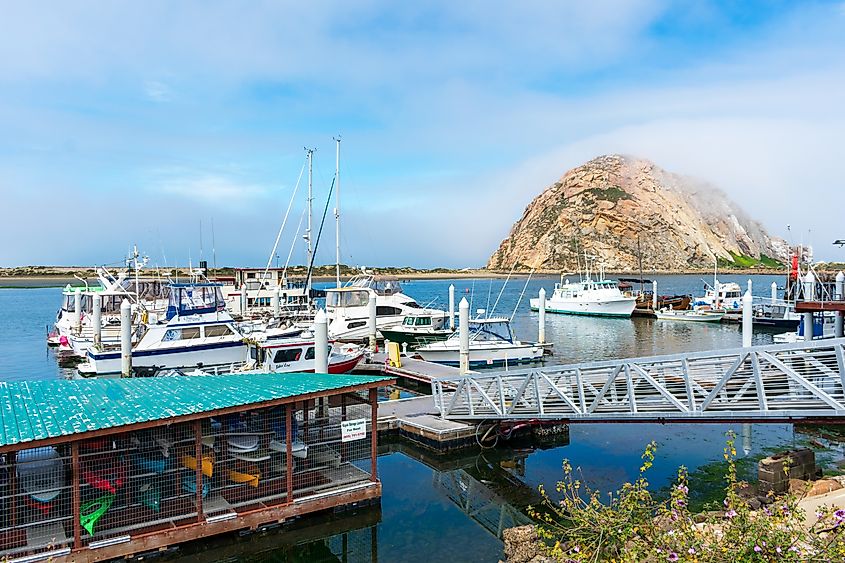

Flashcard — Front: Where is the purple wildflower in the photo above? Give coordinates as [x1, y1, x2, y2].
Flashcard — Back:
[725, 509, 737, 518]
[754, 545, 762, 553]
[835, 509, 845, 520]
[776, 547, 782, 554]
[688, 548, 696, 555]
[677, 484, 688, 494]
[668, 553, 679, 562]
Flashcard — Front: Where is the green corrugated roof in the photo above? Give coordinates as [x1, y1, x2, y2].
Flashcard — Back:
[0, 373, 390, 449]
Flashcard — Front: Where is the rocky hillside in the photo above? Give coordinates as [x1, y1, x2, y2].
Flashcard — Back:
[487, 155, 788, 271]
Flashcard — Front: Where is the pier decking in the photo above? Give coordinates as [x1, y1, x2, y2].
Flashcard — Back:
[0, 372, 394, 562]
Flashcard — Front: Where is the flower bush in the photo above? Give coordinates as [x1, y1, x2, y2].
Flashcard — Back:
[529, 433, 845, 562]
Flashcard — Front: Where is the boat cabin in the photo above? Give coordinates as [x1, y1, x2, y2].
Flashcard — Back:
[166, 283, 226, 320]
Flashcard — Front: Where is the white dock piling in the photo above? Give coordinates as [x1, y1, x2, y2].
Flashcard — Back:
[771, 281, 778, 304]
[314, 309, 328, 373]
[240, 284, 247, 316]
[459, 297, 469, 375]
[73, 289, 82, 335]
[538, 287, 546, 344]
[120, 299, 132, 378]
[742, 287, 753, 348]
[273, 285, 281, 317]
[803, 312, 814, 342]
[803, 271, 816, 301]
[92, 293, 102, 349]
[368, 296, 378, 351]
[747, 279, 753, 294]
[835, 271, 844, 338]
[741, 423, 752, 455]
[651, 280, 658, 310]
[449, 284, 455, 330]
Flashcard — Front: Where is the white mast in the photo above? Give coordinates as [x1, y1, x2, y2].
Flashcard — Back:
[334, 135, 341, 288]
[305, 147, 315, 297]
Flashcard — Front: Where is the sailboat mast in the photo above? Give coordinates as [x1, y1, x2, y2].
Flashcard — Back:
[306, 147, 315, 298]
[334, 136, 341, 288]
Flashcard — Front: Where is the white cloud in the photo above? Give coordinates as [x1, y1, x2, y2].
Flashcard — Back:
[144, 81, 171, 102]
[151, 174, 270, 206]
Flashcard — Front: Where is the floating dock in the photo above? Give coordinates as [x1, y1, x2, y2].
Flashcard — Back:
[0, 372, 394, 562]
[359, 352, 466, 384]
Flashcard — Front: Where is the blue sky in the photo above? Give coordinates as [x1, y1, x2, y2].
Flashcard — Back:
[1, 1, 844, 268]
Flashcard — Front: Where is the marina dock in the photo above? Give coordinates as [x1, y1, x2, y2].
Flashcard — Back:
[358, 352, 466, 384]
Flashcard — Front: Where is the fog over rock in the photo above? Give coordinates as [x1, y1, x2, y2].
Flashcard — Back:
[487, 155, 789, 271]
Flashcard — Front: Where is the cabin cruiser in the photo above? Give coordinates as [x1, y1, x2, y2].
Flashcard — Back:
[325, 274, 443, 341]
[693, 281, 743, 311]
[415, 317, 544, 368]
[50, 271, 171, 357]
[773, 312, 837, 343]
[213, 268, 311, 320]
[78, 283, 247, 376]
[238, 335, 364, 374]
[752, 299, 801, 330]
[530, 276, 636, 317]
[379, 311, 452, 349]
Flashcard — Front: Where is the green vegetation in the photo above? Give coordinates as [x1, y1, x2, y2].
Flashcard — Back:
[530, 434, 845, 562]
[586, 185, 632, 203]
[717, 252, 784, 270]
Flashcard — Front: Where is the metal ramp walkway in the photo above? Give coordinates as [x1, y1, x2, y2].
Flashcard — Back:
[431, 338, 845, 422]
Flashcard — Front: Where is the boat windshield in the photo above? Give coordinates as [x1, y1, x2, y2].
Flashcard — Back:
[345, 275, 403, 296]
[467, 320, 513, 343]
[166, 284, 225, 319]
[326, 290, 370, 308]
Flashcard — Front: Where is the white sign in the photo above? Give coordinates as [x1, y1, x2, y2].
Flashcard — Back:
[341, 418, 367, 442]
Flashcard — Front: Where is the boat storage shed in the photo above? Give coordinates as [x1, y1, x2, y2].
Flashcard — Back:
[0, 372, 392, 562]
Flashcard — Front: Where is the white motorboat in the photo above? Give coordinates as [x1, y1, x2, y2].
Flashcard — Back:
[530, 277, 635, 317]
[325, 273, 443, 340]
[215, 268, 311, 319]
[78, 282, 248, 376]
[415, 317, 544, 368]
[654, 308, 725, 322]
[773, 313, 837, 343]
[378, 311, 452, 349]
[693, 281, 743, 311]
[239, 334, 365, 374]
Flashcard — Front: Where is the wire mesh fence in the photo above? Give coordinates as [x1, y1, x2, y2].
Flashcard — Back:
[0, 389, 377, 558]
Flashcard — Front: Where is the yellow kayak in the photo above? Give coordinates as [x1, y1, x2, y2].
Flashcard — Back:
[230, 466, 260, 488]
[182, 453, 214, 477]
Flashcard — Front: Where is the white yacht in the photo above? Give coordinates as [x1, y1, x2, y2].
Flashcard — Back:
[214, 268, 311, 319]
[239, 335, 364, 374]
[415, 317, 544, 368]
[530, 276, 636, 317]
[78, 283, 247, 376]
[693, 281, 743, 311]
[325, 274, 441, 341]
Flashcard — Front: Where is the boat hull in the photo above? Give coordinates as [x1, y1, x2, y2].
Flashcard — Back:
[530, 297, 636, 317]
[378, 328, 452, 349]
[79, 340, 248, 376]
[416, 343, 544, 367]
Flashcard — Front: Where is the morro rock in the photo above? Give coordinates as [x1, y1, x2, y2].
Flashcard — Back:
[487, 155, 788, 272]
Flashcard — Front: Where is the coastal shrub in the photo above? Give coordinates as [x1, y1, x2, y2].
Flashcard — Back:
[529, 433, 845, 562]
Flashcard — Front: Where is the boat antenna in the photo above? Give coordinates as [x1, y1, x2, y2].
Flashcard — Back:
[485, 278, 493, 314]
[211, 217, 217, 274]
[510, 269, 535, 322]
[303, 177, 335, 303]
[334, 135, 341, 288]
[199, 219, 204, 263]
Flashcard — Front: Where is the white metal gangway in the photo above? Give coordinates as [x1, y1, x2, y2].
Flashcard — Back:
[431, 338, 845, 422]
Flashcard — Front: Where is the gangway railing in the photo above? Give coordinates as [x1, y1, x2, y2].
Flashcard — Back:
[431, 338, 845, 422]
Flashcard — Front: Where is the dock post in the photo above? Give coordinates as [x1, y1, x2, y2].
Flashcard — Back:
[742, 285, 753, 348]
[73, 289, 82, 335]
[449, 284, 455, 330]
[314, 309, 329, 373]
[120, 298, 132, 377]
[368, 296, 378, 351]
[651, 280, 658, 310]
[459, 297, 469, 374]
[92, 293, 102, 350]
[240, 283, 248, 316]
[273, 285, 281, 317]
[771, 281, 778, 304]
[803, 312, 814, 341]
[538, 287, 546, 344]
[835, 271, 844, 338]
[803, 271, 816, 301]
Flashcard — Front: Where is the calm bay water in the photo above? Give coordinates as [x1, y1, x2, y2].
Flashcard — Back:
[0, 274, 831, 562]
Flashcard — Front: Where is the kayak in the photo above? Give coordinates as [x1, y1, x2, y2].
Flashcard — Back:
[230, 465, 261, 488]
[182, 453, 214, 477]
[17, 447, 66, 508]
[182, 475, 209, 498]
[80, 493, 115, 535]
[139, 481, 161, 512]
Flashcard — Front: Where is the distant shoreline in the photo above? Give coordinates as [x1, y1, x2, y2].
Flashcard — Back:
[0, 267, 804, 288]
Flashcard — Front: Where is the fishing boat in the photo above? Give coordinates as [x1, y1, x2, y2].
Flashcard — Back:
[78, 282, 248, 376]
[415, 317, 544, 367]
[693, 281, 743, 311]
[530, 277, 636, 317]
[378, 311, 452, 349]
[325, 273, 443, 341]
[654, 307, 725, 323]
[752, 300, 801, 330]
